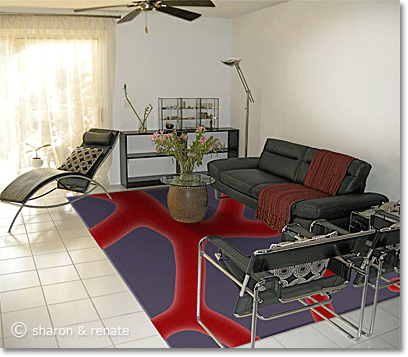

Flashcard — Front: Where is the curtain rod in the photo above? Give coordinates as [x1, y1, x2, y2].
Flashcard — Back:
[0, 12, 122, 19]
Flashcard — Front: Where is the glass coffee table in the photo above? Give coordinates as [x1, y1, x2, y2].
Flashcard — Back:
[160, 173, 215, 223]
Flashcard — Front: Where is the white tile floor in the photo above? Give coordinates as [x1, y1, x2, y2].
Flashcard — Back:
[0, 183, 401, 349]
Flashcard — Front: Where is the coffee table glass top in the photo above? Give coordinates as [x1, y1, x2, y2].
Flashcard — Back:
[160, 173, 215, 187]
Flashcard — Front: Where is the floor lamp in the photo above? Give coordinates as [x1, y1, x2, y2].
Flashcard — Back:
[222, 58, 254, 157]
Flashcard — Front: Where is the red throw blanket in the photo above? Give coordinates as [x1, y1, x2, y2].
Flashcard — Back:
[256, 149, 354, 231]
[303, 149, 355, 196]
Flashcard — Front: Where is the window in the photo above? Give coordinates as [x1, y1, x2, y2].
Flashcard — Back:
[0, 14, 115, 183]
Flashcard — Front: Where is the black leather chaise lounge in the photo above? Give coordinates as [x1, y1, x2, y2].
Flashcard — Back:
[0, 128, 119, 232]
[208, 138, 388, 229]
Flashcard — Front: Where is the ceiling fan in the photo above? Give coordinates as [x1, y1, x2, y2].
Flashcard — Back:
[74, 1, 216, 25]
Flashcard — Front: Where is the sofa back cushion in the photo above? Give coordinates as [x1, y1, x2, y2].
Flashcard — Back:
[258, 139, 309, 182]
[295, 148, 372, 194]
[337, 160, 372, 194]
[259, 139, 372, 195]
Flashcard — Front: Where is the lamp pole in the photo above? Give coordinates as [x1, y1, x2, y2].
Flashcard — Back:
[222, 58, 254, 157]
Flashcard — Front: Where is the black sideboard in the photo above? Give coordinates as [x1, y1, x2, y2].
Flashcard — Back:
[119, 128, 239, 188]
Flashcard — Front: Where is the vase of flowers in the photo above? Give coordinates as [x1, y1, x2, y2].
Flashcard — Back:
[151, 126, 224, 182]
[178, 159, 195, 182]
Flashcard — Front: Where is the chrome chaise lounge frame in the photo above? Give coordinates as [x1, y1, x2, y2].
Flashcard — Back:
[0, 128, 119, 233]
[197, 230, 374, 348]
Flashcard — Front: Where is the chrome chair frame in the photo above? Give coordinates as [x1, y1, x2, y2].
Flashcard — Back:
[285, 220, 400, 341]
[197, 230, 373, 348]
[350, 224, 400, 337]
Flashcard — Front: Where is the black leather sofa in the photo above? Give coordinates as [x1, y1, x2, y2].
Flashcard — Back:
[208, 138, 388, 229]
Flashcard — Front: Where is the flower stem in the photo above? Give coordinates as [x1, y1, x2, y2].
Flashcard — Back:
[123, 84, 143, 124]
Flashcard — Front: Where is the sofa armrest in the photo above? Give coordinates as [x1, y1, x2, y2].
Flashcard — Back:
[292, 193, 388, 220]
[207, 157, 260, 180]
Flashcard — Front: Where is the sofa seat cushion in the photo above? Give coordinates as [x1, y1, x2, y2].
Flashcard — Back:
[291, 193, 389, 220]
[251, 183, 287, 199]
[291, 198, 340, 219]
[219, 169, 290, 197]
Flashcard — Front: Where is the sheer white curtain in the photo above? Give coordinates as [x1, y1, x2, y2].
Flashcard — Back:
[0, 14, 116, 185]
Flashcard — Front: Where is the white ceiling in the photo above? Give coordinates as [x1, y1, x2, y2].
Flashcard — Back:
[0, 1, 289, 18]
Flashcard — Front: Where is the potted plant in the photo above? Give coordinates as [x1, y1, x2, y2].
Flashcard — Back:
[26, 143, 51, 168]
[151, 126, 224, 181]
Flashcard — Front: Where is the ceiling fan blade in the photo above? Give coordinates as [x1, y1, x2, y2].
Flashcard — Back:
[117, 9, 142, 24]
[74, 4, 134, 12]
[156, 6, 201, 21]
[161, 1, 215, 7]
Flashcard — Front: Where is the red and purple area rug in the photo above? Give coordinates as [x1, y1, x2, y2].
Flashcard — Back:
[71, 186, 399, 348]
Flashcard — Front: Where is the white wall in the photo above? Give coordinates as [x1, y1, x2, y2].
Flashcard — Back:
[230, 0, 400, 200]
[110, 14, 232, 184]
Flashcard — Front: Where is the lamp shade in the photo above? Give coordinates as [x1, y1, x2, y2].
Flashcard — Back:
[221, 58, 241, 66]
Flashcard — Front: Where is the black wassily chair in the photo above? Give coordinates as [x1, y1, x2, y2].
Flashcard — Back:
[197, 227, 376, 348]
[336, 222, 400, 338]
[0, 128, 119, 232]
[282, 218, 400, 342]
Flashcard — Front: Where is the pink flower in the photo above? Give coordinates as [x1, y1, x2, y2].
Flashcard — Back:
[208, 145, 215, 151]
[196, 126, 206, 133]
[181, 134, 188, 140]
[151, 132, 160, 141]
[198, 136, 207, 144]
[187, 153, 197, 157]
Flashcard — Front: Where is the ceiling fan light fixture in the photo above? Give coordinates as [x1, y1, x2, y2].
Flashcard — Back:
[74, 1, 216, 31]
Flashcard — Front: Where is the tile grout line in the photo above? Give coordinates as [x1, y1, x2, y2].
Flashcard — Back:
[308, 299, 400, 348]
[113, 331, 170, 348]
[376, 327, 400, 349]
[1, 193, 77, 347]
[1, 286, 146, 329]
[0, 247, 107, 266]
[13, 213, 61, 348]
[49, 196, 117, 348]
[376, 301, 401, 320]
[65, 188, 163, 347]
[309, 317, 368, 348]
[3, 193, 114, 347]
